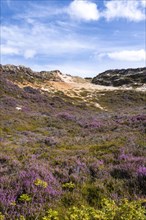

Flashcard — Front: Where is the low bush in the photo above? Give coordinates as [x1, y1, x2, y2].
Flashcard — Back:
[42, 199, 146, 220]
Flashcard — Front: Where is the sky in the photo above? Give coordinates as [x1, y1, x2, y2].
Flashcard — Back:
[1, 0, 146, 77]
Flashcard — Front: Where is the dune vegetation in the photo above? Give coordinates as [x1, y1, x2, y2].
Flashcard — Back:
[0, 69, 146, 219]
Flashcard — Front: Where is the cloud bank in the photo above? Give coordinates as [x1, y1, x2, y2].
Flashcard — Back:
[66, 0, 146, 22]
[67, 0, 100, 21]
[107, 49, 146, 62]
[103, 0, 145, 22]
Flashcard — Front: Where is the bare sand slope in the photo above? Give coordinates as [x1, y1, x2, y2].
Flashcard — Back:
[15, 74, 146, 111]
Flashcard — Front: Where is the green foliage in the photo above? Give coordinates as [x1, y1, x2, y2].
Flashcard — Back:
[0, 212, 5, 220]
[62, 182, 75, 191]
[82, 184, 103, 206]
[42, 209, 59, 220]
[65, 205, 105, 220]
[90, 139, 124, 156]
[16, 216, 26, 220]
[43, 199, 146, 220]
[61, 192, 77, 207]
[19, 216, 26, 220]
[34, 178, 48, 188]
[115, 199, 146, 220]
[18, 194, 32, 202]
[10, 201, 16, 206]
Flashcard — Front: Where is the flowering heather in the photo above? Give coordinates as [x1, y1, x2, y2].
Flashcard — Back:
[78, 119, 102, 129]
[119, 153, 145, 165]
[137, 166, 146, 179]
[56, 112, 76, 121]
[0, 72, 146, 219]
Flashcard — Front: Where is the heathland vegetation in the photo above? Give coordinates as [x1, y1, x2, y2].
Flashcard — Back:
[0, 65, 146, 219]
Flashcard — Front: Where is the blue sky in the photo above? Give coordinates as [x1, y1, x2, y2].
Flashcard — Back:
[1, 0, 146, 77]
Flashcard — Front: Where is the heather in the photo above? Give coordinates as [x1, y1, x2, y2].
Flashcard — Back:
[0, 74, 146, 219]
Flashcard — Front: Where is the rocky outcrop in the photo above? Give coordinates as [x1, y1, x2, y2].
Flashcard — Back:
[0, 64, 64, 83]
[92, 68, 146, 87]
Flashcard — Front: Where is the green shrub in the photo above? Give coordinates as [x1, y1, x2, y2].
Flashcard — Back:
[18, 194, 32, 202]
[19, 216, 26, 220]
[62, 182, 75, 191]
[115, 199, 146, 220]
[65, 205, 105, 220]
[42, 209, 59, 220]
[82, 184, 103, 206]
[44, 199, 146, 220]
[0, 212, 5, 220]
[34, 178, 48, 188]
[61, 192, 77, 207]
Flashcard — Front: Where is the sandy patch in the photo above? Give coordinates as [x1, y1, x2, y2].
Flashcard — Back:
[11, 78, 146, 111]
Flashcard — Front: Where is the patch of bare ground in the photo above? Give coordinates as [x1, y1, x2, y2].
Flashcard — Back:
[12, 78, 146, 111]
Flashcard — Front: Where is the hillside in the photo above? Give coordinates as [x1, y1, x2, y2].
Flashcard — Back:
[92, 67, 146, 87]
[0, 65, 146, 219]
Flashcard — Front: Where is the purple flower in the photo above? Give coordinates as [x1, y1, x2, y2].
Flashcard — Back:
[137, 166, 146, 176]
[56, 112, 76, 121]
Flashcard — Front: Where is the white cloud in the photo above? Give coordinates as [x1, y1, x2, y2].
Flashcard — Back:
[67, 0, 100, 21]
[11, 0, 146, 25]
[13, 0, 145, 24]
[24, 49, 36, 59]
[141, 0, 146, 8]
[1, 45, 20, 55]
[1, 0, 145, 76]
[103, 0, 145, 22]
[1, 23, 94, 59]
[106, 49, 146, 61]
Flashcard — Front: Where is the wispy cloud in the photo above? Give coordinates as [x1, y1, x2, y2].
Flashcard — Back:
[1, 45, 20, 55]
[15, 4, 65, 20]
[1, 0, 145, 75]
[1, 22, 95, 59]
[14, 0, 146, 23]
[103, 0, 145, 22]
[24, 49, 36, 59]
[99, 49, 146, 62]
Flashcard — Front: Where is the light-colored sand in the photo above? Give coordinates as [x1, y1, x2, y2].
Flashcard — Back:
[13, 77, 146, 111]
